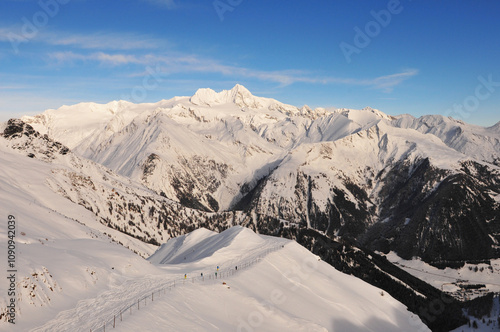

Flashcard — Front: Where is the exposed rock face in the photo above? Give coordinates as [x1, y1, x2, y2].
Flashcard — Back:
[3, 119, 70, 160]
[363, 159, 500, 263]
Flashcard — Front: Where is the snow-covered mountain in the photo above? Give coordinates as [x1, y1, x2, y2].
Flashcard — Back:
[0, 118, 431, 330]
[4, 85, 499, 330]
[392, 114, 500, 165]
[23, 85, 394, 213]
[22, 85, 500, 266]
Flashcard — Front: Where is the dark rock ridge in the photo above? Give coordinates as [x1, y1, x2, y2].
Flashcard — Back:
[3, 118, 69, 160]
[365, 159, 500, 263]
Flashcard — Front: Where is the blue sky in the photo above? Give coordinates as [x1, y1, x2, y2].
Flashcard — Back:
[1, 0, 499, 126]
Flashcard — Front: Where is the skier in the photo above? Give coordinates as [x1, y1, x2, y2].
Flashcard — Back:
[235, 266, 238, 271]
[184, 274, 187, 279]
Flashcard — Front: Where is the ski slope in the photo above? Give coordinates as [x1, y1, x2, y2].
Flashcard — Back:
[120, 227, 429, 332]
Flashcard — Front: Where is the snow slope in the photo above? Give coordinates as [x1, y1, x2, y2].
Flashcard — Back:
[393, 114, 500, 165]
[0, 119, 242, 330]
[148, 226, 272, 265]
[119, 226, 429, 332]
[0, 129, 161, 331]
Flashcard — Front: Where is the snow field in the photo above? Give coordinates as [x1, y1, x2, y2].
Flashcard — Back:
[116, 232, 429, 332]
[26, 227, 284, 332]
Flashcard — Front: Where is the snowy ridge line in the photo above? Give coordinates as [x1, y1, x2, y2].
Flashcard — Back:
[89, 243, 286, 332]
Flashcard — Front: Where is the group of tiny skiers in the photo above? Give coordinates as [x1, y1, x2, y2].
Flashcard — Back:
[184, 265, 237, 280]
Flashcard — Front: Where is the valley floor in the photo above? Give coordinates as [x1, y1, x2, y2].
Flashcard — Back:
[386, 252, 500, 301]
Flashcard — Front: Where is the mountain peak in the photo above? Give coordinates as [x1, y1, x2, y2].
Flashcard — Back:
[190, 84, 263, 108]
[488, 120, 500, 133]
[333, 107, 392, 126]
[190, 87, 219, 106]
[230, 83, 251, 95]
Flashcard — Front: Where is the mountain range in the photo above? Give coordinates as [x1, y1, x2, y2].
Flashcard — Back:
[22, 84, 500, 265]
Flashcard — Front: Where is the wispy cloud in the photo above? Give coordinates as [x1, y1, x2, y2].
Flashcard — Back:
[0, 28, 166, 51]
[48, 51, 87, 63]
[44, 31, 165, 50]
[368, 69, 419, 92]
[49, 51, 149, 66]
[1, 23, 417, 92]
[0, 27, 17, 42]
[0, 84, 32, 89]
[47, 50, 417, 91]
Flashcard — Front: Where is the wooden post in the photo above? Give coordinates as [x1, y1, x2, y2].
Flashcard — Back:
[152, 292, 154, 301]
[113, 315, 115, 328]
[120, 311, 122, 321]
[138, 299, 140, 310]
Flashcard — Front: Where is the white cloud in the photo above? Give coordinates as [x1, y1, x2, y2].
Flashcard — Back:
[93, 52, 141, 65]
[368, 69, 419, 92]
[0, 28, 165, 51]
[49, 51, 88, 63]
[46, 50, 417, 91]
[44, 31, 165, 50]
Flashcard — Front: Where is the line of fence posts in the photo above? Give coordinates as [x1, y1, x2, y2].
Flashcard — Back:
[89, 243, 284, 332]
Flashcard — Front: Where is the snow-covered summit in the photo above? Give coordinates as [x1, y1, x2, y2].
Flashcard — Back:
[392, 113, 500, 164]
[190, 84, 265, 108]
[148, 226, 267, 265]
[488, 120, 500, 133]
[333, 106, 393, 127]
